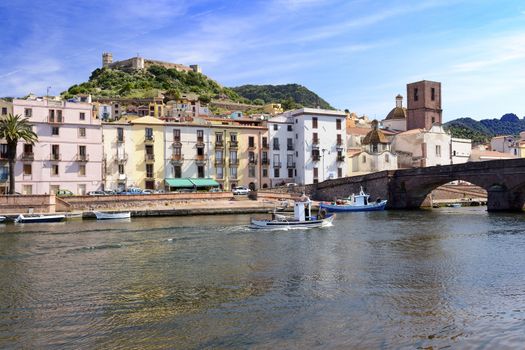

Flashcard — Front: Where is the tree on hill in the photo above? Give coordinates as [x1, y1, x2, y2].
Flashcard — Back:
[0, 114, 38, 194]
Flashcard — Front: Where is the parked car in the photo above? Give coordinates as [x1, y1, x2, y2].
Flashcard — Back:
[232, 186, 250, 195]
[142, 189, 154, 194]
[104, 190, 116, 195]
[209, 188, 222, 193]
[56, 189, 74, 197]
[87, 190, 105, 196]
[118, 187, 143, 195]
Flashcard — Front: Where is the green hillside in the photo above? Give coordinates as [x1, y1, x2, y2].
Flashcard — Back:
[231, 84, 334, 110]
[444, 114, 525, 144]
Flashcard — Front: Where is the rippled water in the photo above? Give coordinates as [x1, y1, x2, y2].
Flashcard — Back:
[1, 208, 525, 349]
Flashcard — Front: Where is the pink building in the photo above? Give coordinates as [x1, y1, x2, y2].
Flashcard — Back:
[9, 97, 103, 195]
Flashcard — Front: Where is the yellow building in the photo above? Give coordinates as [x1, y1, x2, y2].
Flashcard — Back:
[129, 116, 165, 190]
[263, 103, 284, 116]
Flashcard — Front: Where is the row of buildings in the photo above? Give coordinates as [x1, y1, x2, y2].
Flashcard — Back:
[2, 79, 514, 195]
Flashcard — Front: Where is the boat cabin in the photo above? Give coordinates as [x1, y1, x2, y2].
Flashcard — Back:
[294, 199, 313, 221]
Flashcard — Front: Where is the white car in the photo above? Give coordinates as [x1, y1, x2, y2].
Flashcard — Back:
[232, 186, 250, 195]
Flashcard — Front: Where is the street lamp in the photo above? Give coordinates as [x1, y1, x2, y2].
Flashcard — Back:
[321, 148, 326, 181]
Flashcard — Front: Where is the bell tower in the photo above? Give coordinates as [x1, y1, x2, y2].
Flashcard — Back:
[406, 80, 442, 130]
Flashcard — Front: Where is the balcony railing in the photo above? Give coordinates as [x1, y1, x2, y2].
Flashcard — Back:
[248, 158, 258, 165]
[214, 158, 225, 167]
[195, 155, 207, 164]
[287, 162, 296, 168]
[262, 143, 269, 150]
[273, 144, 280, 150]
[196, 138, 205, 148]
[48, 115, 64, 124]
[50, 153, 61, 161]
[215, 140, 224, 148]
[144, 136, 154, 143]
[21, 152, 34, 161]
[76, 154, 89, 162]
[116, 137, 125, 143]
[273, 161, 282, 168]
[248, 144, 256, 150]
[229, 159, 239, 167]
[145, 154, 155, 162]
[287, 145, 294, 151]
[312, 154, 321, 161]
[115, 153, 128, 163]
[171, 155, 184, 162]
[229, 141, 239, 149]
[337, 155, 345, 162]
[312, 138, 320, 146]
[261, 158, 270, 165]
[173, 139, 182, 147]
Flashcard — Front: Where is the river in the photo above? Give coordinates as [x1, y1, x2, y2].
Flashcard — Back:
[1, 207, 525, 349]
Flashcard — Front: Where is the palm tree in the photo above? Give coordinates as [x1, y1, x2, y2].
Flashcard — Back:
[0, 114, 38, 194]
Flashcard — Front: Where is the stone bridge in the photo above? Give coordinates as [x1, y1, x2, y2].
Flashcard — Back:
[306, 158, 525, 212]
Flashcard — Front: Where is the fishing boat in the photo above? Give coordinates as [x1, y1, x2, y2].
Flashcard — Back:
[251, 196, 335, 229]
[93, 211, 131, 220]
[320, 187, 387, 212]
[14, 214, 66, 223]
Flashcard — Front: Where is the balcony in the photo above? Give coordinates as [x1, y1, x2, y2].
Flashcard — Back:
[248, 143, 256, 150]
[172, 139, 182, 147]
[195, 155, 207, 165]
[287, 145, 294, 151]
[337, 155, 345, 162]
[229, 140, 239, 149]
[196, 138, 205, 148]
[229, 158, 239, 167]
[312, 138, 320, 148]
[273, 161, 282, 168]
[273, 144, 280, 151]
[50, 153, 61, 161]
[21, 152, 34, 161]
[287, 162, 296, 168]
[214, 158, 225, 167]
[145, 154, 155, 162]
[248, 158, 258, 165]
[261, 158, 270, 166]
[115, 153, 128, 163]
[336, 139, 344, 150]
[262, 143, 269, 150]
[144, 136, 154, 143]
[47, 115, 64, 124]
[76, 154, 89, 162]
[171, 155, 184, 165]
[215, 140, 224, 149]
[312, 154, 321, 162]
[116, 137, 125, 143]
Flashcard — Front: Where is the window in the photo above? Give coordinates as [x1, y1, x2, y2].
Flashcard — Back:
[338, 168, 343, 178]
[288, 168, 293, 178]
[197, 147, 204, 156]
[313, 167, 318, 178]
[313, 132, 319, 143]
[414, 88, 419, 101]
[337, 134, 342, 145]
[23, 184, 32, 195]
[230, 167, 237, 179]
[248, 136, 255, 148]
[431, 117, 435, 124]
[174, 165, 182, 178]
[52, 164, 59, 176]
[248, 151, 255, 163]
[295, 119, 298, 124]
[287, 125, 292, 132]
[230, 133, 237, 142]
[215, 150, 223, 161]
[23, 164, 32, 175]
[79, 145, 86, 156]
[249, 166, 256, 178]
[362, 155, 366, 163]
[287, 154, 294, 167]
[336, 119, 342, 130]
[436, 145, 441, 157]
[24, 108, 32, 118]
[312, 117, 318, 129]
[229, 150, 237, 161]
[51, 144, 60, 160]
[118, 164, 125, 175]
[79, 127, 86, 137]
[373, 144, 378, 153]
[274, 168, 280, 177]
[215, 132, 222, 143]
[262, 168, 268, 177]
[23, 144, 32, 154]
[197, 129, 204, 142]
[273, 154, 280, 167]
[431, 87, 435, 101]
[174, 129, 181, 142]
[287, 138, 293, 151]
[273, 138, 280, 150]
[197, 166, 204, 178]
[1, 107, 7, 115]
[145, 128, 153, 140]
[79, 164, 86, 176]
[80, 112, 86, 121]
[385, 154, 390, 163]
[146, 164, 154, 178]
[273, 124, 278, 131]
[262, 137, 268, 148]
[52, 127, 59, 135]
[57, 110, 63, 122]
[117, 128, 124, 142]
[216, 167, 223, 179]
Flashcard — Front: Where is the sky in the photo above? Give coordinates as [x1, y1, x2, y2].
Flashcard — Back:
[1, 0, 525, 122]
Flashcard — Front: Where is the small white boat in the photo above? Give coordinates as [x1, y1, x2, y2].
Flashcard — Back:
[251, 196, 335, 229]
[14, 214, 66, 223]
[320, 186, 387, 212]
[0, 216, 6, 223]
[447, 203, 462, 208]
[93, 211, 131, 220]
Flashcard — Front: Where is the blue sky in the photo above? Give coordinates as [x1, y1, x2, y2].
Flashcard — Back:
[1, 0, 524, 121]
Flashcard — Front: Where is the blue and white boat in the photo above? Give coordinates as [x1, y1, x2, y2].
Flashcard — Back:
[14, 214, 66, 223]
[320, 187, 387, 212]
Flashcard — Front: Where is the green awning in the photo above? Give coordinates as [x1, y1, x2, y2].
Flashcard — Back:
[165, 178, 194, 188]
[189, 178, 220, 188]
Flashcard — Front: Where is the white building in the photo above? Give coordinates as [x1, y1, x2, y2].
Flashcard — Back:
[451, 138, 472, 164]
[268, 108, 347, 185]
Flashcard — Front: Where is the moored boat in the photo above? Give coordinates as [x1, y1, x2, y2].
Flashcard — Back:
[251, 196, 335, 229]
[14, 214, 66, 223]
[320, 187, 387, 212]
[0, 216, 6, 223]
[93, 211, 131, 220]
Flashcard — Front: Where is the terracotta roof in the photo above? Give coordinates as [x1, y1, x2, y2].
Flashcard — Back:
[385, 106, 407, 120]
[347, 127, 371, 136]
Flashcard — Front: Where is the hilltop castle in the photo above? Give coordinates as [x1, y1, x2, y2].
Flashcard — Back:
[102, 52, 201, 74]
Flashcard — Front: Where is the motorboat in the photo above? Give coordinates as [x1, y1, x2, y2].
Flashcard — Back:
[0, 216, 6, 223]
[447, 203, 462, 208]
[251, 196, 335, 229]
[14, 214, 66, 223]
[93, 211, 131, 220]
[320, 186, 387, 212]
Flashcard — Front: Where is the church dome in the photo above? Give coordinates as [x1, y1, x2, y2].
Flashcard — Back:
[385, 106, 407, 120]
[362, 120, 389, 145]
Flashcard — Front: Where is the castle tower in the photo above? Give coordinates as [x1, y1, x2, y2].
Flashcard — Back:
[406, 80, 442, 130]
[102, 52, 113, 68]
